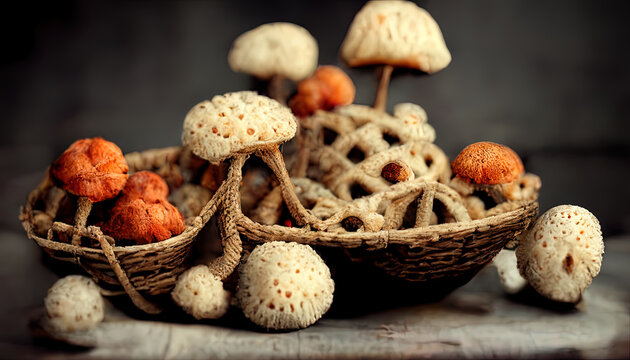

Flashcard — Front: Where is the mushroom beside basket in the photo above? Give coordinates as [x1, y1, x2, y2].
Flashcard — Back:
[20, 146, 216, 314]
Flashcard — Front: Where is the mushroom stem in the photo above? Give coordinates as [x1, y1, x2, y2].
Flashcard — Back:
[268, 75, 289, 106]
[71, 196, 93, 246]
[373, 64, 394, 112]
[257, 146, 324, 229]
[207, 154, 247, 280]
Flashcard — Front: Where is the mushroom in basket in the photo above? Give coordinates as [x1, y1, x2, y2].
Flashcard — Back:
[340, 0, 451, 111]
[229, 23, 318, 105]
[50, 137, 128, 245]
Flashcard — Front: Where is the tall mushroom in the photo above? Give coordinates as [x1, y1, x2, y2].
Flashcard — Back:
[340, 0, 451, 111]
[229, 22, 318, 105]
[51, 137, 128, 245]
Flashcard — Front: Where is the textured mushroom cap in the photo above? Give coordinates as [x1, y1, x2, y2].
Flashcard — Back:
[340, 0, 451, 73]
[451, 142, 524, 185]
[289, 66, 356, 118]
[236, 242, 334, 330]
[51, 137, 128, 202]
[44, 275, 104, 332]
[228, 22, 318, 82]
[492, 249, 528, 294]
[516, 205, 604, 303]
[101, 171, 185, 244]
[171, 265, 231, 320]
[182, 91, 297, 163]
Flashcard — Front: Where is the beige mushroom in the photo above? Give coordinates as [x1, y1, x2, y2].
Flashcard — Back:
[44, 275, 105, 332]
[171, 265, 231, 320]
[516, 205, 604, 303]
[340, 0, 451, 110]
[492, 249, 528, 295]
[229, 22, 318, 104]
[236, 241, 334, 330]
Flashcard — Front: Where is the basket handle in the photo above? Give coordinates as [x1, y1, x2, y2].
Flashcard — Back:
[91, 226, 163, 314]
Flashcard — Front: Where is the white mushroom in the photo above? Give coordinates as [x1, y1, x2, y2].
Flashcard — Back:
[236, 241, 334, 330]
[492, 249, 528, 294]
[516, 205, 604, 303]
[44, 275, 104, 332]
[340, 0, 451, 110]
[229, 22, 318, 104]
[171, 265, 231, 320]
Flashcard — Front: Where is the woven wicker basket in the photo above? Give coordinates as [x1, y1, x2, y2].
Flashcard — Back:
[20, 147, 222, 314]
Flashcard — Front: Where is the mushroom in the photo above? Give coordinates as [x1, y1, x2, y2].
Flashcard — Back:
[236, 241, 334, 330]
[491, 249, 528, 295]
[228, 22, 318, 105]
[171, 265, 231, 320]
[51, 137, 128, 245]
[450, 141, 526, 209]
[340, 0, 451, 111]
[44, 275, 105, 332]
[289, 65, 356, 118]
[168, 184, 213, 220]
[516, 205, 604, 303]
[101, 171, 185, 245]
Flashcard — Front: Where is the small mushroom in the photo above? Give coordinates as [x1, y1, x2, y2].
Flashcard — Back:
[101, 171, 185, 245]
[492, 249, 528, 295]
[228, 22, 318, 105]
[236, 241, 334, 330]
[171, 265, 231, 320]
[44, 275, 105, 332]
[168, 184, 213, 219]
[289, 65, 356, 118]
[340, 0, 451, 111]
[516, 205, 604, 303]
[381, 160, 414, 184]
[51, 137, 128, 245]
[451, 141, 525, 207]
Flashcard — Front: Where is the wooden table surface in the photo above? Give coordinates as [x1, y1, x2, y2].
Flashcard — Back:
[4, 231, 628, 359]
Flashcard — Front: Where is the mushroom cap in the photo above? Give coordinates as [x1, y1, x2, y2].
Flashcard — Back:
[44, 275, 104, 332]
[451, 142, 524, 185]
[51, 137, 128, 202]
[340, 0, 451, 73]
[236, 241, 334, 330]
[516, 205, 604, 303]
[289, 65, 356, 118]
[228, 22, 318, 82]
[171, 265, 231, 320]
[101, 171, 185, 244]
[182, 91, 297, 163]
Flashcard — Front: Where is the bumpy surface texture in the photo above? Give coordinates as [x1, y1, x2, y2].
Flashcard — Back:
[451, 142, 524, 185]
[228, 22, 318, 81]
[171, 265, 231, 320]
[51, 137, 128, 202]
[236, 242, 334, 330]
[516, 205, 604, 303]
[44, 275, 104, 332]
[101, 171, 185, 244]
[182, 91, 297, 163]
[340, 0, 451, 73]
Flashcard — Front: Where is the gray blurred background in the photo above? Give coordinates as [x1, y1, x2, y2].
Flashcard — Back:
[1, 0, 629, 355]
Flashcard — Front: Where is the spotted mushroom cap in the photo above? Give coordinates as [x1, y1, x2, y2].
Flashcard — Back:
[51, 137, 128, 202]
[516, 205, 604, 303]
[171, 265, 231, 320]
[228, 22, 318, 82]
[44, 275, 105, 332]
[340, 0, 451, 73]
[236, 241, 334, 330]
[182, 91, 297, 163]
[451, 142, 524, 185]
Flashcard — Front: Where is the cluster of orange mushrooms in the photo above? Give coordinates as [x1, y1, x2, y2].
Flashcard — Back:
[39, 0, 604, 333]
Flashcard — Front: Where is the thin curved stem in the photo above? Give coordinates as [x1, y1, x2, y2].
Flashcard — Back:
[72, 197, 93, 246]
[374, 64, 394, 112]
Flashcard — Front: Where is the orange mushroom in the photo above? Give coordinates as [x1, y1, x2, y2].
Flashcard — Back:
[289, 65, 355, 118]
[451, 142, 524, 185]
[51, 137, 128, 245]
[101, 171, 185, 245]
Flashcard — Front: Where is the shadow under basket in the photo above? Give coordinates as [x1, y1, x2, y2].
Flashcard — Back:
[20, 147, 203, 315]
